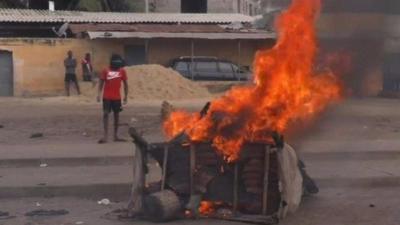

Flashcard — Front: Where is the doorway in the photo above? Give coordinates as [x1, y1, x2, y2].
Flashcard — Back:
[181, 0, 207, 13]
[0, 51, 13, 96]
[124, 45, 146, 66]
[383, 53, 400, 91]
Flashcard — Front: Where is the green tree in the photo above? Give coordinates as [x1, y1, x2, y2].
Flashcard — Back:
[107, 0, 144, 12]
[0, 0, 144, 12]
[74, 0, 143, 12]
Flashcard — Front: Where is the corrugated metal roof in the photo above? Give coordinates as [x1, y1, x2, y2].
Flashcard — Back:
[70, 24, 226, 34]
[87, 31, 275, 40]
[0, 9, 254, 24]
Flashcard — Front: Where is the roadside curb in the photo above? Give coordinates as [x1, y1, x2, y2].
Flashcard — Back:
[0, 177, 398, 200]
[0, 156, 134, 168]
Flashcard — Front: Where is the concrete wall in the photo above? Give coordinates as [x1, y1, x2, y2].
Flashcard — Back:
[0, 37, 271, 96]
[149, 0, 180, 13]
[147, 38, 272, 67]
[148, 0, 260, 14]
[0, 38, 125, 96]
[208, 0, 260, 15]
[207, 0, 238, 13]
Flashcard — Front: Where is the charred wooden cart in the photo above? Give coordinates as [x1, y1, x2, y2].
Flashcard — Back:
[128, 127, 284, 224]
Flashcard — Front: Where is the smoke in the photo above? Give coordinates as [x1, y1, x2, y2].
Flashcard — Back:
[322, 0, 399, 14]
[261, 0, 393, 96]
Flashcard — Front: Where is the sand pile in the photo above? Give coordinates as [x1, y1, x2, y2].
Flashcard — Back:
[81, 64, 211, 100]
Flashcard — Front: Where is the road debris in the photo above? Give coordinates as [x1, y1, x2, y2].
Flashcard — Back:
[98, 199, 111, 205]
[30, 133, 44, 138]
[25, 209, 69, 217]
[0, 211, 16, 220]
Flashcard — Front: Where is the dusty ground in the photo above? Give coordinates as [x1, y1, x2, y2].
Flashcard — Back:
[0, 96, 211, 145]
[0, 97, 399, 225]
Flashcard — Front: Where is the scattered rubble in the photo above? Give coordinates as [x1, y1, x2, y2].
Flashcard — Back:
[98, 198, 111, 205]
[25, 209, 69, 217]
[30, 133, 44, 139]
[0, 211, 15, 220]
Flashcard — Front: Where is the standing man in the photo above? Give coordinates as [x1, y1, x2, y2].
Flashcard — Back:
[97, 54, 129, 144]
[82, 53, 93, 82]
[64, 50, 81, 96]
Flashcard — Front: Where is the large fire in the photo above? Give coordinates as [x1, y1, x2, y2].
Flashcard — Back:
[164, 0, 342, 162]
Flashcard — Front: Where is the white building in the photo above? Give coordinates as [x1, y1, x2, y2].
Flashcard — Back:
[148, 0, 263, 16]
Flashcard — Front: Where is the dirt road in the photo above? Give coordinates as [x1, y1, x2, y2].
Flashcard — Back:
[0, 97, 399, 225]
[0, 96, 212, 145]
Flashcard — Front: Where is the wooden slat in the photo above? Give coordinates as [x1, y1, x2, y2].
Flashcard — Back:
[262, 145, 271, 215]
[204, 213, 279, 225]
[161, 145, 169, 191]
[233, 163, 239, 213]
[190, 144, 196, 196]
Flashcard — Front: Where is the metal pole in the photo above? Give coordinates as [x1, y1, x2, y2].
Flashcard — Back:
[267, 0, 272, 13]
[145, 0, 149, 13]
[237, 40, 242, 81]
[161, 145, 169, 191]
[233, 163, 239, 213]
[190, 39, 195, 80]
[262, 145, 271, 215]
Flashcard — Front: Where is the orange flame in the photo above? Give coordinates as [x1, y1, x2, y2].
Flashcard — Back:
[163, 0, 343, 162]
[198, 201, 215, 216]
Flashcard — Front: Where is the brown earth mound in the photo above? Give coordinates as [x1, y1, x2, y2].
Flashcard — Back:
[81, 65, 211, 100]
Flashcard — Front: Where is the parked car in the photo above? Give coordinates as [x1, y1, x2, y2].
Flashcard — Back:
[170, 56, 251, 81]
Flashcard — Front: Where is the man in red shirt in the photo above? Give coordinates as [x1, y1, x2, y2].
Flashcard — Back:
[97, 54, 129, 143]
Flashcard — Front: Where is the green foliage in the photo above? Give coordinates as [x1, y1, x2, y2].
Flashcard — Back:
[109, 0, 144, 12]
[0, 0, 23, 8]
[75, 0, 104, 11]
[75, 0, 144, 12]
[0, 2, 9, 8]
[0, 0, 145, 12]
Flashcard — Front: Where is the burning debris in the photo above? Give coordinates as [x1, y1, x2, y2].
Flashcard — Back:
[124, 123, 316, 224]
[123, 98, 319, 224]
[116, 0, 341, 224]
[164, 0, 342, 162]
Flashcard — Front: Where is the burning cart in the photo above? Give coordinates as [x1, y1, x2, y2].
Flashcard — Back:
[125, 125, 316, 225]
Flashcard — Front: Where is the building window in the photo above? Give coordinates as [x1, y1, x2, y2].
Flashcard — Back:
[181, 0, 207, 13]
